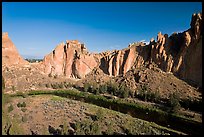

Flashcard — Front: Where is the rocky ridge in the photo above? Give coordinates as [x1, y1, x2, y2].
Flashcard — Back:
[2, 13, 202, 88]
[40, 13, 202, 88]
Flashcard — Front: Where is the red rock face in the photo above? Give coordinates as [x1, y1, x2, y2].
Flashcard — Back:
[6, 12, 199, 88]
[2, 32, 28, 66]
[99, 42, 149, 77]
[98, 13, 202, 88]
[42, 40, 98, 78]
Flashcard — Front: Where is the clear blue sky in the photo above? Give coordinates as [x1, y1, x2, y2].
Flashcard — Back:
[2, 2, 202, 59]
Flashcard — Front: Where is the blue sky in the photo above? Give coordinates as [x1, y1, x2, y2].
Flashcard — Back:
[2, 2, 202, 59]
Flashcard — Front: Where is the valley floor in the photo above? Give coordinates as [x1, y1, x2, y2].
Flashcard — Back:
[2, 94, 186, 135]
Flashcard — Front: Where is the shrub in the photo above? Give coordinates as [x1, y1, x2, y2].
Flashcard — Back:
[75, 119, 101, 135]
[8, 104, 14, 112]
[21, 108, 27, 112]
[84, 83, 91, 92]
[16, 92, 28, 98]
[64, 82, 72, 88]
[51, 83, 59, 89]
[17, 102, 26, 108]
[92, 84, 99, 95]
[58, 83, 64, 89]
[168, 92, 180, 113]
[21, 102, 26, 107]
[119, 85, 129, 98]
[95, 108, 104, 121]
[107, 81, 119, 95]
[45, 83, 50, 88]
[99, 84, 107, 94]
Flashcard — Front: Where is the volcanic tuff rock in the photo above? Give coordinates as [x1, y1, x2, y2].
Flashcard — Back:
[2, 13, 202, 88]
[42, 40, 98, 79]
[40, 13, 202, 87]
[2, 32, 28, 66]
[149, 13, 202, 87]
[99, 42, 149, 76]
[98, 12, 202, 87]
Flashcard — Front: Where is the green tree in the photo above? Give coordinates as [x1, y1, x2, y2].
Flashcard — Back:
[168, 92, 180, 113]
[84, 83, 91, 92]
[99, 84, 107, 94]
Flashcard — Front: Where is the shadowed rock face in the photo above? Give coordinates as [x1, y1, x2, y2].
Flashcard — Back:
[149, 13, 202, 87]
[2, 32, 28, 66]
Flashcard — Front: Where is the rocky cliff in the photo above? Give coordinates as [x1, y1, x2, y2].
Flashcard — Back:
[2, 32, 28, 66]
[149, 13, 202, 87]
[98, 12, 202, 87]
[39, 13, 203, 87]
[99, 42, 150, 76]
[42, 40, 98, 79]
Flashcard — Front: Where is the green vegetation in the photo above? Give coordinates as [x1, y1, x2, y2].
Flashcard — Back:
[17, 102, 26, 108]
[25, 58, 43, 63]
[135, 85, 161, 103]
[74, 110, 102, 135]
[2, 83, 24, 135]
[95, 108, 104, 121]
[45, 83, 51, 88]
[21, 108, 27, 112]
[99, 84, 107, 94]
[168, 92, 180, 113]
[15, 92, 28, 98]
[51, 95, 65, 101]
[84, 81, 131, 98]
[61, 121, 69, 135]
[8, 104, 14, 113]
[9, 88, 202, 135]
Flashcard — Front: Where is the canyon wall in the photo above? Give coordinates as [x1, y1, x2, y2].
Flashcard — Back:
[41, 13, 202, 87]
[3, 13, 201, 88]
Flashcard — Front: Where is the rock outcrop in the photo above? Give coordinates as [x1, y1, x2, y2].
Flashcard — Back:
[2, 32, 28, 66]
[99, 13, 202, 88]
[149, 13, 202, 87]
[9, 12, 199, 88]
[99, 42, 150, 76]
[42, 40, 98, 79]
[41, 13, 202, 88]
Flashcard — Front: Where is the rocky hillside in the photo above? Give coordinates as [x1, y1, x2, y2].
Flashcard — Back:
[40, 13, 202, 88]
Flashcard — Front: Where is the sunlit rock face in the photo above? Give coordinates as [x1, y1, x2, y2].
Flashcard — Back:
[42, 40, 98, 79]
[99, 42, 149, 77]
[2, 32, 28, 66]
